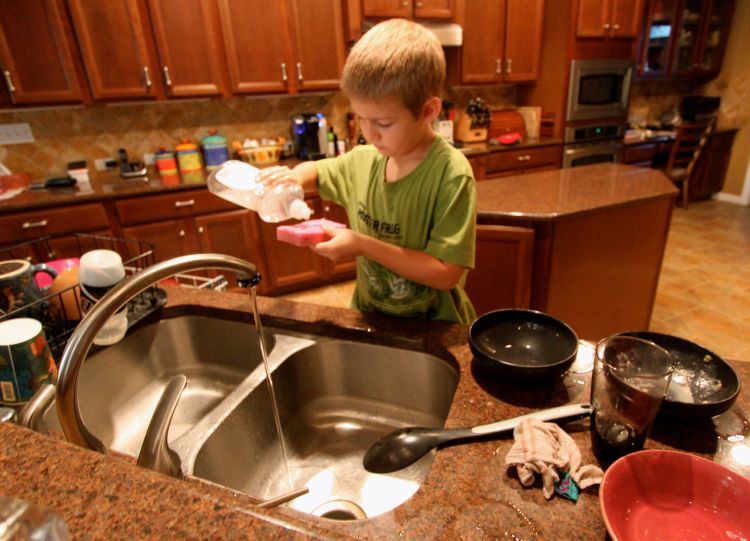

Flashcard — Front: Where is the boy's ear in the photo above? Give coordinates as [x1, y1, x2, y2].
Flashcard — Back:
[422, 96, 442, 123]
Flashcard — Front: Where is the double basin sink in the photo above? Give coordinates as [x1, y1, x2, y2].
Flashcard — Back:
[33, 313, 459, 520]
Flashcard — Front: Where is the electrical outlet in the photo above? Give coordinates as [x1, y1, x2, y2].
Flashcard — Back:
[0, 123, 34, 145]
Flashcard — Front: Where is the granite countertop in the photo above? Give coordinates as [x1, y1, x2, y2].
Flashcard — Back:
[2, 286, 748, 539]
[0, 140, 563, 216]
[476, 163, 678, 222]
[458, 137, 562, 157]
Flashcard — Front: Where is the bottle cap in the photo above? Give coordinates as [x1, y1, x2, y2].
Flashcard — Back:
[289, 199, 313, 221]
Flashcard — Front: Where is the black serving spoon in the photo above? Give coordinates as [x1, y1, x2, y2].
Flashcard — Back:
[363, 403, 591, 474]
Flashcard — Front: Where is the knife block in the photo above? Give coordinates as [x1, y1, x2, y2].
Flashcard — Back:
[453, 110, 487, 143]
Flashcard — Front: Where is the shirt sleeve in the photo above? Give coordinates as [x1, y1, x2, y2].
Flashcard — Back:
[314, 149, 357, 205]
[424, 173, 477, 269]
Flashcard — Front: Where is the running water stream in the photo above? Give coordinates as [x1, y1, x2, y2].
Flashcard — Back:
[248, 287, 293, 492]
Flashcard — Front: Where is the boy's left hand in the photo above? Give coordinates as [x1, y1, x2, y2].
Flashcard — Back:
[310, 227, 361, 262]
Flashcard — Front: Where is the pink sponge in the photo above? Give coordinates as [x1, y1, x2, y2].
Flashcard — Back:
[276, 218, 347, 246]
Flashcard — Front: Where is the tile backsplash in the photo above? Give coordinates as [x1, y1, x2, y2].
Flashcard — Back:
[0, 85, 514, 181]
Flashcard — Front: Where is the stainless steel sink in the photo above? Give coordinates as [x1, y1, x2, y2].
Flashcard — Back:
[36, 315, 273, 457]
[190, 339, 459, 519]
[32, 313, 459, 520]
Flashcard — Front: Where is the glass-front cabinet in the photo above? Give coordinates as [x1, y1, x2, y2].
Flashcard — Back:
[638, 0, 734, 79]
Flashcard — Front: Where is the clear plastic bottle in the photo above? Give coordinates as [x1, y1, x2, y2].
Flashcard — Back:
[207, 160, 312, 223]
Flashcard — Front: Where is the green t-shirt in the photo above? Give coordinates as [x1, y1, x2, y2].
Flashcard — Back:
[315, 135, 477, 324]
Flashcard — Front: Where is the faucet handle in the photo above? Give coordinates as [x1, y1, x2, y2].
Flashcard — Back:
[137, 374, 187, 478]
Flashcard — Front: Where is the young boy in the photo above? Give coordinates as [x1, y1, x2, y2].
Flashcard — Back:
[263, 19, 477, 324]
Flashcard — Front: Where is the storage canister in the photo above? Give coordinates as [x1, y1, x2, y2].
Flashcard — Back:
[175, 139, 203, 174]
[201, 129, 230, 171]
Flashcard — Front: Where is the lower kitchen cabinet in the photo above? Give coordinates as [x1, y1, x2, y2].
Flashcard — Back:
[465, 224, 534, 316]
[258, 196, 355, 293]
[689, 128, 737, 200]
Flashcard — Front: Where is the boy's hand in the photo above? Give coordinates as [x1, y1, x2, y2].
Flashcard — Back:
[257, 165, 299, 187]
[311, 227, 362, 262]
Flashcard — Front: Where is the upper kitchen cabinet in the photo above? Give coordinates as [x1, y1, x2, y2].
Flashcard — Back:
[0, 0, 86, 105]
[638, 0, 734, 79]
[363, 0, 454, 20]
[67, 0, 162, 100]
[457, 0, 544, 84]
[218, 0, 345, 94]
[577, 0, 644, 38]
[146, 0, 229, 97]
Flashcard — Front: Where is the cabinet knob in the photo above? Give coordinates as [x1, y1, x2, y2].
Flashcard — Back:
[280, 62, 288, 82]
[603, 23, 611, 30]
[296, 62, 303, 83]
[143, 66, 152, 89]
[2, 70, 16, 100]
[613, 23, 620, 30]
[162, 65, 173, 87]
[416, 1, 423, 6]
[323, 205, 331, 213]
[197, 226, 204, 234]
[21, 219, 48, 230]
[179, 229, 185, 238]
[402, 0, 409, 6]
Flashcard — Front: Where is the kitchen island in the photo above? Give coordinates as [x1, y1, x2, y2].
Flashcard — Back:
[469, 163, 679, 340]
[1, 286, 748, 539]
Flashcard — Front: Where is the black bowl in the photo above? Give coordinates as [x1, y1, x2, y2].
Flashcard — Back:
[616, 331, 740, 419]
[469, 309, 579, 380]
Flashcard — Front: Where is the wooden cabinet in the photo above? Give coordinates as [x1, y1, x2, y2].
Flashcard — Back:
[639, 0, 734, 79]
[258, 197, 355, 293]
[457, 0, 544, 84]
[485, 145, 562, 178]
[218, 0, 346, 94]
[577, 0, 643, 38]
[67, 0, 161, 100]
[146, 0, 229, 97]
[0, 202, 113, 259]
[0, 0, 85, 105]
[465, 224, 534, 315]
[362, 0, 454, 19]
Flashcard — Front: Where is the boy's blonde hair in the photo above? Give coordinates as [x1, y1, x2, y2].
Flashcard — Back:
[342, 19, 445, 118]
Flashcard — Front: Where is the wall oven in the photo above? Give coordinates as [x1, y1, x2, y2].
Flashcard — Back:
[562, 122, 624, 168]
[566, 59, 633, 122]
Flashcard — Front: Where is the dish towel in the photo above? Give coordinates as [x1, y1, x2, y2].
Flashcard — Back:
[505, 418, 603, 500]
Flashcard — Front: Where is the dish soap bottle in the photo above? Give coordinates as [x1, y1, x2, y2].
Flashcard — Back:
[207, 160, 312, 223]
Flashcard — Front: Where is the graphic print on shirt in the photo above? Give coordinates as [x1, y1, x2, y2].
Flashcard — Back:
[360, 258, 435, 312]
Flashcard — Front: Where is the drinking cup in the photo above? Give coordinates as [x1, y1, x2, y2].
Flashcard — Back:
[0, 260, 57, 317]
[0, 318, 57, 404]
[34, 257, 79, 289]
[590, 335, 673, 464]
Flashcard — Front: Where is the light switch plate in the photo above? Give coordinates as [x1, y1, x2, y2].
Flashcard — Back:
[0, 123, 34, 145]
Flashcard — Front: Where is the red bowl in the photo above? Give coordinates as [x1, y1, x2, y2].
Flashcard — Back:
[600, 450, 750, 541]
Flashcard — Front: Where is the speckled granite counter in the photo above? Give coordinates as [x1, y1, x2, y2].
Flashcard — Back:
[2, 286, 748, 539]
[475, 162, 678, 221]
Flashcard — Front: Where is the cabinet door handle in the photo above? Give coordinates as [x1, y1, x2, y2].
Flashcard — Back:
[197, 226, 204, 234]
[280, 62, 288, 82]
[613, 23, 620, 31]
[603, 23, 611, 30]
[495, 59, 502, 75]
[22, 219, 48, 229]
[516, 155, 531, 162]
[179, 229, 186, 237]
[296, 62, 303, 82]
[3, 70, 16, 99]
[506, 58, 512, 75]
[174, 199, 195, 208]
[143, 66, 152, 89]
[162, 65, 173, 87]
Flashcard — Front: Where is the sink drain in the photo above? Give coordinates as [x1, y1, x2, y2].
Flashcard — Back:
[312, 499, 367, 521]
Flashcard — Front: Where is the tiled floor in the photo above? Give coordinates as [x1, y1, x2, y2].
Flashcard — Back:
[281, 199, 750, 361]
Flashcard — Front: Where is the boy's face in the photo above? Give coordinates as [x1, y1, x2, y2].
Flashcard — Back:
[351, 96, 435, 159]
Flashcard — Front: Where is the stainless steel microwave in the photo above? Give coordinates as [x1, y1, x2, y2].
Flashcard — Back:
[566, 59, 633, 122]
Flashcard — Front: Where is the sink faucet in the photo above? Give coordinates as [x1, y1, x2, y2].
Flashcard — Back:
[56, 254, 260, 457]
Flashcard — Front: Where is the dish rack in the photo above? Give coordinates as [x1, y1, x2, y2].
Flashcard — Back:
[0, 234, 227, 361]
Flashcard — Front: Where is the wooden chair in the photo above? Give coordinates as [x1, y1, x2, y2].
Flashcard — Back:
[664, 119, 714, 208]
